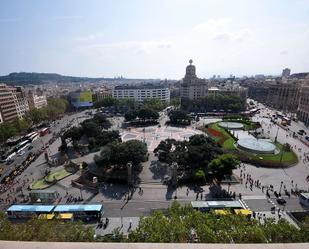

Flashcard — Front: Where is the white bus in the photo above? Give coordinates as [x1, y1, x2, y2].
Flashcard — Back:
[15, 140, 31, 152]
[28, 132, 40, 142]
[0, 151, 16, 163]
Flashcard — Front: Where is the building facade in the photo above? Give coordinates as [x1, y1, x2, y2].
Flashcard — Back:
[180, 60, 208, 100]
[27, 89, 48, 110]
[0, 84, 19, 122]
[92, 87, 112, 103]
[297, 84, 309, 125]
[15, 87, 29, 119]
[112, 84, 170, 103]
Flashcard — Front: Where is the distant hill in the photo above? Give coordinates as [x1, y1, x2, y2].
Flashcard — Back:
[0, 72, 110, 85]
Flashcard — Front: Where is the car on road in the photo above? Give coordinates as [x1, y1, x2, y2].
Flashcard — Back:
[305, 136, 309, 142]
[298, 129, 306, 135]
[276, 197, 287, 205]
[28, 145, 34, 150]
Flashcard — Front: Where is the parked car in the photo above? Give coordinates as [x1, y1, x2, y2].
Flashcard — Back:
[305, 136, 309, 142]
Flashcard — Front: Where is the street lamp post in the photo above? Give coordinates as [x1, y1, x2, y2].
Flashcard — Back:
[279, 181, 283, 195]
[275, 126, 279, 143]
[127, 162, 133, 200]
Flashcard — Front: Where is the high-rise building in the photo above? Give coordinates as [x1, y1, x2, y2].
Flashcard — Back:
[282, 68, 291, 78]
[0, 84, 19, 122]
[180, 60, 208, 100]
[15, 87, 29, 119]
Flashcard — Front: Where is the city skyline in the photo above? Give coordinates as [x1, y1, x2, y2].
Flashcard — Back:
[1, 0, 309, 78]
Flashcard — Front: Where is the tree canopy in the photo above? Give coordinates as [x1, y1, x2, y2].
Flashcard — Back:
[0, 213, 93, 242]
[124, 108, 159, 122]
[128, 202, 308, 243]
[154, 135, 222, 172]
[168, 109, 191, 125]
[181, 94, 245, 113]
[208, 154, 240, 181]
[95, 140, 148, 169]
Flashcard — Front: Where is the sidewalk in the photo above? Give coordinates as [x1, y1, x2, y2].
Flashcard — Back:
[95, 217, 140, 235]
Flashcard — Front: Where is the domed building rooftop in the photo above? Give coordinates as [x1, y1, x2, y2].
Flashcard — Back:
[184, 59, 197, 80]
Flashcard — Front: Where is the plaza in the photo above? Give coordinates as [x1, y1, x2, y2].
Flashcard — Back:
[0, 105, 309, 236]
[121, 125, 202, 152]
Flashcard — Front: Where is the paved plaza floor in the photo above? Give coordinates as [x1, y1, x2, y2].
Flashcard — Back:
[120, 125, 202, 152]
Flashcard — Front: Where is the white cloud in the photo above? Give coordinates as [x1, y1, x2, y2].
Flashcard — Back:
[193, 18, 230, 34]
[75, 40, 173, 57]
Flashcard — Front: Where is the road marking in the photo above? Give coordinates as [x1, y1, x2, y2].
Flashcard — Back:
[242, 195, 267, 200]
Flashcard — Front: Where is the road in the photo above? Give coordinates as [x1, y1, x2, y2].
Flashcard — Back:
[0, 110, 91, 183]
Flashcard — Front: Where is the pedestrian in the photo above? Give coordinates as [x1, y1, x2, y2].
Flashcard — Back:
[128, 219, 132, 231]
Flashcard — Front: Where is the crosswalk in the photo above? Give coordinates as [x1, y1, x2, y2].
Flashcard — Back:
[242, 195, 267, 200]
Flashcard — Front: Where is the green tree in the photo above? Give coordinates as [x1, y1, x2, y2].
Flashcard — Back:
[94, 96, 117, 108]
[95, 140, 147, 168]
[137, 108, 159, 122]
[208, 154, 239, 181]
[170, 97, 180, 107]
[168, 110, 191, 125]
[0, 123, 17, 143]
[0, 212, 94, 242]
[143, 98, 166, 111]
[12, 119, 31, 134]
[124, 110, 137, 121]
[81, 121, 101, 137]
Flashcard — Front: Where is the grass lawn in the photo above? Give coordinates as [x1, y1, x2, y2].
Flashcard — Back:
[204, 122, 236, 149]
[45, 169, 72, 183]
[223, 137, 236, 150]
[202, 122, 298, 167]
[31, 179, 51, 190]
[247, 143, 298, 164]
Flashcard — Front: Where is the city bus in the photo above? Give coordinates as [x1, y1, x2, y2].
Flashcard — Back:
[7, 203, 104, 222]
[15, 140, 31, 152]
[0, 151, 16, 163]
[28, 132, 40, 142]
[24, 131, 37, 140]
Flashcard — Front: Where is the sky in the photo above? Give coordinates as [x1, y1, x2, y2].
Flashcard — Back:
[0, 0, 309, 79]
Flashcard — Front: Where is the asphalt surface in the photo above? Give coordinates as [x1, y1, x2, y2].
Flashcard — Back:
[0, 110, 92, 182]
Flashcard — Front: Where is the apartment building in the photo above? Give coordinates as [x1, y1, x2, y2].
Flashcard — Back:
[15, 87, 29, 119]
[0, 84, 18, 122]
[113, 84, 170, 103]
[27, 89, 47, 110]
